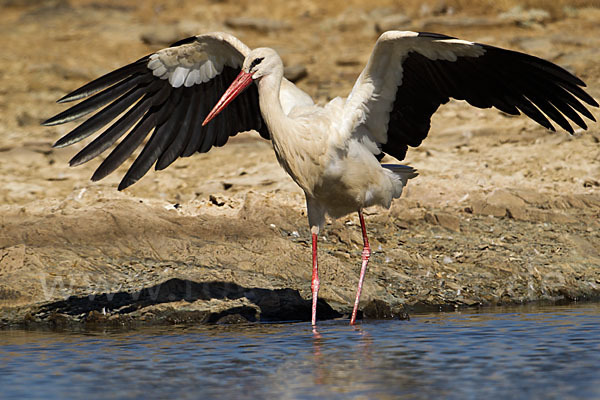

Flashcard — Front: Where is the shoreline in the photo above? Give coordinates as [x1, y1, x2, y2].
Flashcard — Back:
[2, 190, 599, 329]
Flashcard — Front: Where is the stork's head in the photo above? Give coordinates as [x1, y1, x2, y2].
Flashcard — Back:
[242, 48, 282, 80]
[202, 48, 281, 126]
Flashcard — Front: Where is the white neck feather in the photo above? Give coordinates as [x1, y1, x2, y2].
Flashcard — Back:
[256, 69, 287, 135]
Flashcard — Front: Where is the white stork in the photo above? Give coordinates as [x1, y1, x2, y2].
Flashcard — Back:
[43, 31, 598, 325]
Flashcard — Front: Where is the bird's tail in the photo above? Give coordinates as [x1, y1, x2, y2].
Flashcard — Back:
[382, 164, 418, 183]
[382, 164, 418, 198]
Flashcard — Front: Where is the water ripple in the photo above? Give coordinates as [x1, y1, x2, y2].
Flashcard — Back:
[1, 303, 599, 399]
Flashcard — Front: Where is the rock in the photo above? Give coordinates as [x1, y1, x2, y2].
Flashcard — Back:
[374, 14, 411, 33]
[362, 299, 410, 320]
[16, 111, 39, 127]
[526, 209, 578, 224]
[322, 9, 372, 34]
[419, 0, 453, 17]
[436, 213, 460, 232]
[238, 192, 301, 233]
[283, 65, 308, 83]
[567, 234, 600, 258]
[498, 6, 552, 27]
[209, 194, 225, 206]
[552, 195, 585, 210]
[216, 313, 251, 324]
[470, 190, 588, 223]
[470, 190, 530, 219]
[425, 212, 460, 232]
[389, 199, 426, 222]
[140, 26, 181, 46]
[335, 57, 361, 67]
[4, 275, 340, 327]
[470, 200, 506, 217]
[511, 189, 550, 207]
[506, 206, 527, 221]
[416, 16, 502, 30]
[17, 0, 73, 19]
[579, 194, 600, 208]
[460, 298, 480, 306]
[486, 189, 527, 220]
[224, 17, 291, 33]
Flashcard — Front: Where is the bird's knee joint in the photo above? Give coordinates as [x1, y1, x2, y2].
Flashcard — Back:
[362, 247, 371, 259]
[311, 279, 320, 293]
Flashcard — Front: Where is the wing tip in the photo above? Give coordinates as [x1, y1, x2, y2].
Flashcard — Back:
[117, 179, 134, 191]
[43, 115, 74, 127]
[53, 137, 71, 148]
[90, 169, 105, 182]
[41, 117, 57, 127]
[68, 156, 85, 167]
[154, 159, 169, 171]
[57, 92, 87, 104]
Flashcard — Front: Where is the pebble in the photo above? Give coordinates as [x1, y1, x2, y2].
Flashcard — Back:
[443, 256, 454, 264]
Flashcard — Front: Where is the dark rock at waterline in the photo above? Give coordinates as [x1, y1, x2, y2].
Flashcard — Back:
[2, 278, 343, 328]
[362, 299, 410, 321]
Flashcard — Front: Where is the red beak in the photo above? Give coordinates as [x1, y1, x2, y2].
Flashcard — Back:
[202, 70, 254, 126]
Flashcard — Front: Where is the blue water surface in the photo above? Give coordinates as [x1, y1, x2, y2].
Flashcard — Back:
[1, 303, 599, 399]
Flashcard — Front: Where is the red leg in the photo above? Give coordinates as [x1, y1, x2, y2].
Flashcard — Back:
[350, 210, 371, 325]
[311, 232, 320, 326]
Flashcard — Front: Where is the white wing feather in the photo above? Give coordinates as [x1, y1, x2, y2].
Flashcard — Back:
[147, 32, 249, 88]
[342, 31, 485, 149]
[147, 31, 312, 116]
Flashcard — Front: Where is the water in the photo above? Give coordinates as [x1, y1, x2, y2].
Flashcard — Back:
[1, 303, 599, 400]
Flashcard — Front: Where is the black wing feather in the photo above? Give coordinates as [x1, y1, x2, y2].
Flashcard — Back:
[382, 33, 598, 161]
[118, 89, 185, 189]
[56, 79, 160, 149]
[43, 74, 150, 126]
[56, 57, 150, 103]
[68, 84, 162, 166]
[45, 48, 270, 189]
[155, 88, 199, 170]
[91, 84, 173, 182]
[183, 86, 207, 158]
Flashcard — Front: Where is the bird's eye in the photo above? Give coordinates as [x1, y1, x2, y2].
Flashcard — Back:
[249, 57, 264, 71]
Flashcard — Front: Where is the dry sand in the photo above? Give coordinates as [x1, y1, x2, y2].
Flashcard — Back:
[1, 0, 599, 327]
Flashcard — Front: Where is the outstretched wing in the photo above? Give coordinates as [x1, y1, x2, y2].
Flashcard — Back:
[343, 31, 598, 161]
[43, 32, 269, 190]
